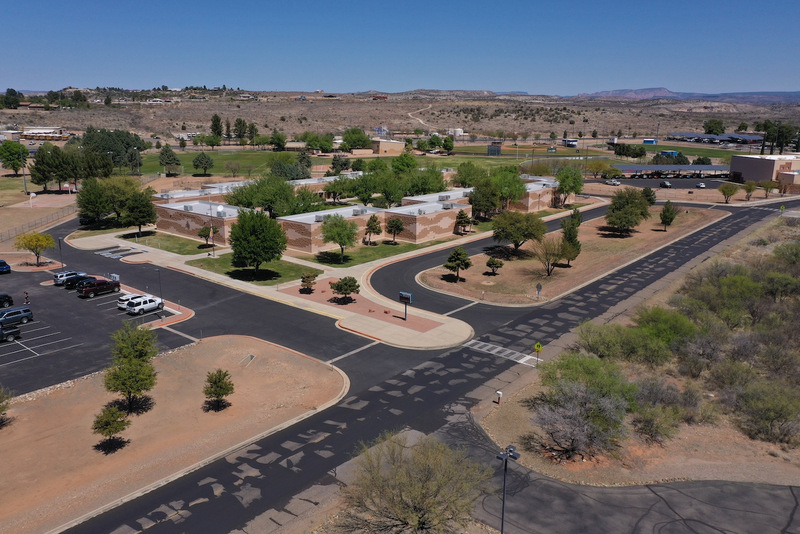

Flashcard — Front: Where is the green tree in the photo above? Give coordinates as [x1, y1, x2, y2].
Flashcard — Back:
[718, 182, 740, 204]
[323, 175, 352, 204]
[492, 166, 527, 210]
[641, 187, 656, 205]
[492, 211, 546, 251]
[3, 88, 21, 109]
[29, 142, 62, 191]
[179, 138, 187, 151]
[342, 127, 372, 149]
[321, 214, 358, 263]
[122, 189, 157, 236]
[743, 181, 758, 201]
[197, 225, 219, 246]
[233, 118, 248, 140]
[337, 434, 492, 533]
[737, 122, 748, 132]
[738, 381, 800, 443]
[444, 246, 472, 282]
[14, 232, 55, 266]
[331, 154, 351, 174]
[225, 119, 232, 143]
[391, 153, 417, 175]
[205, 134, 221, 150]
[561, 217, 581, 266]
[126, 147, 142, 175]
[486, 256, 504, 275]
[692, 156, 712, 165]
[210, 113, 223, 138]
[224, 161, 242, 178]
[192, 152, 214, 175]
[76, 177, 110, 221]
[659, 200, 677, 231]
[585, 159, 610, 179]
[204, 369, 235, 411]
[0, 385, 13, 425]
[111, 321, 159, 362]
[454, 161, 488, 188]
[443, 136, 454, 152]
[703, 119, 725, 135]
[386, 218, 405, 244]
[158, 145, 181, 175]
[761, 180, 776, 198]
[364, 214, 382, 245]
[102, 176, 139, 219]
[92, 406, 131, 441]
[554, 166, 584, 208]
[330, 276, 360, 303]
[0, 140, 28, 175]
[270, 130, 287, 151]
[455, 209, 472, 234]
[469, 175, 501, 219]
[229, 209, 288, 273]
[104, 358, 157, 414]
[604, 187, 651, 234]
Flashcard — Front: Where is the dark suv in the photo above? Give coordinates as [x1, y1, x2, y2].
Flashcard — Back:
[78, 279, 121, 298]
[1, 324, 20, 342]
[0, 294, 12, 308]
[63, 275, 96, 290]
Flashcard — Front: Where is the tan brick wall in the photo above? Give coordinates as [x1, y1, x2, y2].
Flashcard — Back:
[156, 206, 233, 245]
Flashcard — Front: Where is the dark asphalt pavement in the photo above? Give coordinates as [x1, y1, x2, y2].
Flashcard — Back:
[36, 200, 800, 533]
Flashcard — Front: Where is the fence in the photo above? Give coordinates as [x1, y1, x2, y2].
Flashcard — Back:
[0, 205, 78, 243]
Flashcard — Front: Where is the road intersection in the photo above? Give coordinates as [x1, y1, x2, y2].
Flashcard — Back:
[11, 199, 797, 533]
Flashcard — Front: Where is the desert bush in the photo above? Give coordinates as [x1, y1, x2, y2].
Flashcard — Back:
[633, 306, 698, 347]
[632, 405, 681, 445]
[635, 377, 681, 407]
[737, 381, 800, 444]
[538, 352, 637, 407]
[576, 322, 671, 366]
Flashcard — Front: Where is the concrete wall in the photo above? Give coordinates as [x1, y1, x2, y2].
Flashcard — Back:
[731, 155, 800, 183]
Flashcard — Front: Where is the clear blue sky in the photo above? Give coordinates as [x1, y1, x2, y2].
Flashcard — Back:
[6, 0, 798, 95]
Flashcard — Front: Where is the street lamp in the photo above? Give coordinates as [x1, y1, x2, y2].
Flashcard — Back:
[155, 268, 163, 303]
[496, 445, 520, 534]
[57, 237, 64, 268]
[216, 204, 224, 250]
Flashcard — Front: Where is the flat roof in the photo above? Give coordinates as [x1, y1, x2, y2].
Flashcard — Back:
[385, 202, 455, 216]
[159, 200, 241, 219]
[613, 164, 729, 172]
[404, 188, 472, 203]
[667, 132, 764, 142]
[733, 154, 800, 161]
[278, 205, 382, 224]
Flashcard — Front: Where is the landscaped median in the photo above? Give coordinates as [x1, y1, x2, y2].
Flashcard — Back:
[0, 336, 348, 534]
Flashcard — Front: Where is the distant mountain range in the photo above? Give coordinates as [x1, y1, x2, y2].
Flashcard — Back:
[574, 87, 800, 104]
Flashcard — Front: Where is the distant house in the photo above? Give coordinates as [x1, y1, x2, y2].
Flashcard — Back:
[371, 138, 404, 156]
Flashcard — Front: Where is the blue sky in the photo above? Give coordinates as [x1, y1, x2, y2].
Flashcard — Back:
[6, 0, 798, 95]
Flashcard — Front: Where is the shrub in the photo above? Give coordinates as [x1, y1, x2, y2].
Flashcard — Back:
[737, 381, 800, 443]
[634, 307, 698, 347]
[632, 405, 681, 445]
[538, 352, 637, 408]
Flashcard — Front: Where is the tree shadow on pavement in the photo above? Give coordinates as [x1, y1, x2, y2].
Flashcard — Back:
[202, 399, 232, 413]
[106, 395, 155, 416]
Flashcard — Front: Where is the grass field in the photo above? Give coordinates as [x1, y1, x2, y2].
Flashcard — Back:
[186, 253, 322, 285]
[120, 230, 208, 255]
[0, 175, 28, 206]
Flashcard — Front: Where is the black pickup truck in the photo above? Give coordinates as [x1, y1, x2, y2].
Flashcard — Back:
[77, 279, 121, 298]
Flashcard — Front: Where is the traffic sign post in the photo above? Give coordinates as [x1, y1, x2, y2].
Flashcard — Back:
[399, 292, 413, 321]
[534, 342, 543, 367]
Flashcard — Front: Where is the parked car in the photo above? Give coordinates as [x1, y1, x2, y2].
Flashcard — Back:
[54, 270, 86, 286]
[0, 294, 12, 308]
[0, 325, 21, 342]
[63, 275, 96, 290]
[0, 260, 10, 274]
[117, 293, 147, 310]
[604, 179, 621, 186]
[126, 296, 164, 315]
[77, 279, 121, 298]
[696, 182, 706, 189]
[75, 278, 101, 291]
[659, 181, 672, 188]
[0, 306, 33, 326]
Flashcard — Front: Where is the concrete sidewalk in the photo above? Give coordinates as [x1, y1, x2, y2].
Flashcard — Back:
[65, 230, 476, 350]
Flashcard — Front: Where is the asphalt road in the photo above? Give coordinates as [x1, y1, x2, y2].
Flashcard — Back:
[64, 200, 800, 533]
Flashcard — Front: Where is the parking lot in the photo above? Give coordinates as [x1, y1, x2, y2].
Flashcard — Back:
[0, 269, 181, 395]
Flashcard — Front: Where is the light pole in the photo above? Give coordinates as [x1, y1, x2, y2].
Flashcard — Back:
[209, 204, 216, 257]
[216, 204, 224, 250]
[496, 445, 520, 534]
[57, 237, 64, 268]
[155, 268, 163, 303]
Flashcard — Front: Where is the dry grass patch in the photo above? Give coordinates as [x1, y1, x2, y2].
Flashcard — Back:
[420, 207, 727, 304]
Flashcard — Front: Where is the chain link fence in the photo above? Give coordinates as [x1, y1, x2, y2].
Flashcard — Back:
[0, 205, 77, 243]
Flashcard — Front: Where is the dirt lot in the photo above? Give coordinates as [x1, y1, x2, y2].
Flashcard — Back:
[478, 215, 800, 488]
[420, 205, 727, 304]
[0, 336, 346, 534]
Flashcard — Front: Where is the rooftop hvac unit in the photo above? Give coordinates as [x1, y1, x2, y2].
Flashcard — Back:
[442, 203, 453, 209]
[438, 195, 449, 201]
[184, 205, 193, 211]
[315, 214, 325, 222]
[463, 191, 471, 197]
[354, 208, 367, 216]
[417, 209, 426, 215]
